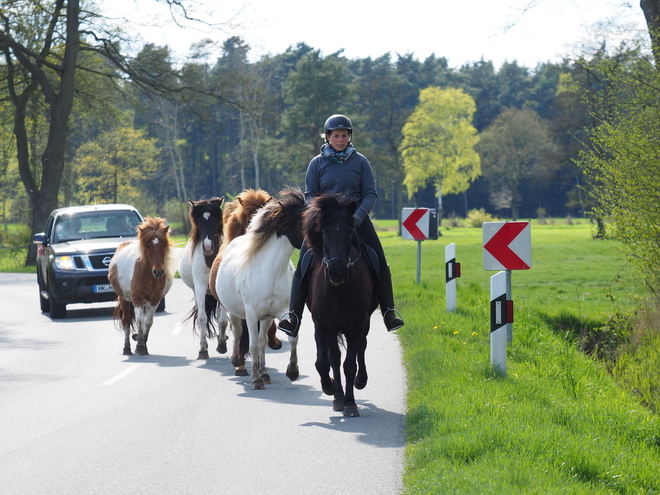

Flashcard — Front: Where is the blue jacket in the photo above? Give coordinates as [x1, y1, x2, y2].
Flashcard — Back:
[304, 149, 378, 225]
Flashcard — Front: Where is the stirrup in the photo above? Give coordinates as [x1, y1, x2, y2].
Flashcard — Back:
[383, 308, 404, 332]
[277, 312, 301, 338]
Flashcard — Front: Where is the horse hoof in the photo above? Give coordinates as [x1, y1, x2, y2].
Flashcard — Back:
[261, 373, 272, 384]
[343, 405, 360, 418]
[123, 348, 132, 356]
[131, 334, 137, 342]
[322, 379, 338, 396]
[286, 364, 299, 382]
[197, 350, 210, 360]
[268, 338, 282, 350]
[333, 398, 345, 411]
[235, 368, 249, 377]
[230, 356, 245, 368]
[135, 345, 148, 356]
[252, 379, 265, 390]
[217, 342, 227, 354]
[355, 376, 368, 390]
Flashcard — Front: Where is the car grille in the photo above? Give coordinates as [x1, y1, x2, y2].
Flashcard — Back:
[71, 253, 114, 270]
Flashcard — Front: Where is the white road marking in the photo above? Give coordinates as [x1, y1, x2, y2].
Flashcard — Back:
[101, 364, 141, 385]
[172, 322, 185, 335]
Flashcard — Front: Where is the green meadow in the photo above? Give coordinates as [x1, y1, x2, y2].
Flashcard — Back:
[3, 220, 659, 493]
[381, 220, 660, 494]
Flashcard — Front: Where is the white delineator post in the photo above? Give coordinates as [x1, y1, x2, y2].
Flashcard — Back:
[445, 243, 460, 312]
[490, 270, 513, 375]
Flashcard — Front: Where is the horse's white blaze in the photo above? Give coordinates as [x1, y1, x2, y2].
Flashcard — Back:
[203, 212, 211, 220]
[153, 238, 159, 245]
[202, 236, 214, 255]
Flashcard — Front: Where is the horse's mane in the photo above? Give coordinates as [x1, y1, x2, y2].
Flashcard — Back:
[304, 194, 357, 259]
[221, 188, 272, 250]
[188, 197, 224, 249]
[239, 186, 305, 261]
[138, 216, 177, 279]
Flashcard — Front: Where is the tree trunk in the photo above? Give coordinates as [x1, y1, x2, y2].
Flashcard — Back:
[641, 0, 660, 66]
[17, 0, 81, 265]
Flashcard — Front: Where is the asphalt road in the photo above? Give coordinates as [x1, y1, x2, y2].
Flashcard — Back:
[0, 273, 406, 495]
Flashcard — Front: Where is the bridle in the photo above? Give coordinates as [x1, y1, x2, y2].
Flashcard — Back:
[322, 229, 362, 269]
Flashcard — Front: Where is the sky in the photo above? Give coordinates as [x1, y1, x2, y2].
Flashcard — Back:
[106, 0, 649, 69]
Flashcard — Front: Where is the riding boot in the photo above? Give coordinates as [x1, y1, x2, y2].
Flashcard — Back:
[378, 265, 404, 332]
[277, 271, 306, 338]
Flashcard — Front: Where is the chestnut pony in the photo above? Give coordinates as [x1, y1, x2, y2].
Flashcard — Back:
[108, 217, 176, 356]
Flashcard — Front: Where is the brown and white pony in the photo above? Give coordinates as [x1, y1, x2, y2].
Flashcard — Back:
[108, 217, 177, 356]
[178, 197, 225, 359]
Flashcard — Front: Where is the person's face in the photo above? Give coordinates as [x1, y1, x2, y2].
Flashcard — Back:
[327, 129, 351, 152]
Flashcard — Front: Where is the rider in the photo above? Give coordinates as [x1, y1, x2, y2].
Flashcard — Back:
[277, 114, 404, 337]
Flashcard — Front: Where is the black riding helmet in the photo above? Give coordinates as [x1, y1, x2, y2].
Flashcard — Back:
[324, 114, 353, 142]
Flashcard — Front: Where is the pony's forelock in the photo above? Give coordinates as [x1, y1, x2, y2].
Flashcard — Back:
[304, 194, 355, 257]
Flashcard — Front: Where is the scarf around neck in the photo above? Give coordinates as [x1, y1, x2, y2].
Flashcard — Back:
[321, 143, 355, 163]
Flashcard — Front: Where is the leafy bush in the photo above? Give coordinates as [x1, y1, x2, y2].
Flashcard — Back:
[466, 208, 497, 227]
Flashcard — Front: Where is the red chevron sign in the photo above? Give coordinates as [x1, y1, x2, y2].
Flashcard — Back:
[483, 221, 532, 270]
[402, 208, 431, 240]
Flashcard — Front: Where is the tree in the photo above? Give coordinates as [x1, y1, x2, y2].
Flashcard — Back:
[74, 127, 160, 210]
[577, 52, 660, 295]
[399, 87, 481, 217]
[281, 50, 349, 160]
[477, 107, 558, 220]
[1, 0, 81, 264]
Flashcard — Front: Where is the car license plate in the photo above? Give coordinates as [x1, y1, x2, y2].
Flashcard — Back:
[94, 284, 114, 293]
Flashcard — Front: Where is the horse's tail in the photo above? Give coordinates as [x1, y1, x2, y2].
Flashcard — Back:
[204, 294, 218, 338]
[185, 295, 219, 338]
[113, 299, 136, 333]
[240, 319, 250, 357]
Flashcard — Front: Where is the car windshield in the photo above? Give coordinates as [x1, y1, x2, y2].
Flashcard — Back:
[53, 211, 141, 243]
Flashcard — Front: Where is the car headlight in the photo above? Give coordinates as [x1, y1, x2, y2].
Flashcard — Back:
[54, 255, 76, 270]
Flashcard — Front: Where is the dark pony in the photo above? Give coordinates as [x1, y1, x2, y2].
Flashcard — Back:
[304, 193, 379, 417]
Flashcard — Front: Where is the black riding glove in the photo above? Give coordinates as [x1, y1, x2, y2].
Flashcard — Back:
[353, 214, 362, 228]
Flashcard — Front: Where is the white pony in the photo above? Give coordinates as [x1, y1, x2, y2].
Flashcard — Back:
[215, 187, 305, 389]
[178, 197, 226, 359]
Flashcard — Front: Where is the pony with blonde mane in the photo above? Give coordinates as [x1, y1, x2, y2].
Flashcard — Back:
[108, 217, 177, 356]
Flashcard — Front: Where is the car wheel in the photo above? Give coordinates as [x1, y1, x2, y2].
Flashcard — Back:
[47, 282, 67, 319]
[39, 288, 49, 313]
[37, 269, 50, 313]
[156, 298, 166, 312]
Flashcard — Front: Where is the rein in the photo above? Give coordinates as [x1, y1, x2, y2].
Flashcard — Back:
[322, 230, 362, 269]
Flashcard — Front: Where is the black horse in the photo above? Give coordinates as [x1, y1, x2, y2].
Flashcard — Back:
[304, 193, 379, 417]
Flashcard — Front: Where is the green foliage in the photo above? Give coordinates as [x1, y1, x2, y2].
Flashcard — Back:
[74, 127, 161, 207]
[400, 87, 481, 198]
[386, 223, 660, 493]
[477, 107, 559, 220]
[577, 54, 660, 296]
[465, 207, 497, 227]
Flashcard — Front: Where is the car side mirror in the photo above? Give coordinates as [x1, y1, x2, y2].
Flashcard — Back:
[33, 232, 47, 245]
